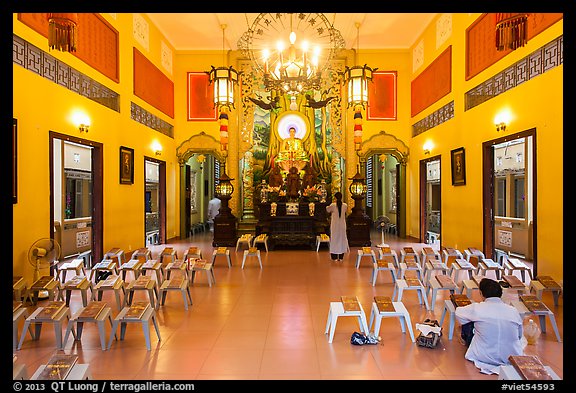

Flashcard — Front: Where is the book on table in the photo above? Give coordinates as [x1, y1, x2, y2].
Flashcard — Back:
[13, 301, 23, 313]
[61, 259, 83, 270]
[455, 259, 474, 269]
[519, 295, 549, 313]
[403, 247, 415, 254]
[320, 234, 329, 241]
[404, 277, 422, 287]
[31, 276, 54, 289]
[64, 275, 87, 289]
[480, 258, 499, 268]
[169, 260, 186, 270]
[379, 246, 392, 254]
[121, 259, 140, 269]
[430, 261, 445, 269]
[536, 276, 561, 289]
[450, 294, 472, 308]
[36, 301, 66, 320]
[98, 275, 120, 288]
[444, 247, 458, 256]
[341, 296, 361, 312]
[362, 247, 372, 254]
[508, 355, 553, 380]
[374, 296, 395, 313]
[123, 301, 150, 320]
[404, 254, 417, 263]
[405, 261, 419, 269]
[503, 275, 525, 288]
[162, 247, 175, 255]
[191, 259, 207, 270]
[93, 259, 115, 270]
[507, 258, 526, 268]
[132, 275, 151, 288]
[167, 276, 184, 288]
[422, 247, 435, 255]
[37, 354, 78, 380]
[141, 260, 160, 269]
[468, 247, 483, 256]
[78, 301, 107, 320]
[435, 274, 456, 289]
[106, 248, 121, 256]
[187, 247, 200, 255]
[377, 255, 395, 267]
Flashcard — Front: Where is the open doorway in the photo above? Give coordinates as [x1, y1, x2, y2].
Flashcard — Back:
[50, 132, 103, 266]
[483, 129, 536, 273]
[368, 153, 399, 242]
[420, 157, 441, 245]
[145, 158, 166, 246]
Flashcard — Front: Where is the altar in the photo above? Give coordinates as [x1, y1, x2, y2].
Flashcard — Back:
[256, 202, 329, 250]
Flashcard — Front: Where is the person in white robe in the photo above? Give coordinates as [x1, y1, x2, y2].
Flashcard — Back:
[326, 192, 349, 261]
[207, 197, 221, 232]
[455, 277, 525, 374]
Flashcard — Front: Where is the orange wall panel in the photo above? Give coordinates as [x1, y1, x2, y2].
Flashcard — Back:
[133, 48, 174, 119]
[411, 46, 452, 117]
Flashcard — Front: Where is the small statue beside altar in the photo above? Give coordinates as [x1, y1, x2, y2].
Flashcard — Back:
[285, 166, 301, 200]
[275, 127, 309, 172]
[268, 166, 284, 188]
[301, 164, 317, 192]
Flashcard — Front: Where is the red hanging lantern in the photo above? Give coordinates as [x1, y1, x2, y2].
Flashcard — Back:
[47, 13, 79, 52]
[219, 105, 229, 151]
[495, 13, 529, 52]
[353, 104, 363, 151]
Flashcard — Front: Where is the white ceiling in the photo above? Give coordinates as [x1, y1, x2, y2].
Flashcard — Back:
[146, 13, 439, 52]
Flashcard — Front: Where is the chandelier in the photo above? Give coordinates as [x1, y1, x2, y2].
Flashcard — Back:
[238, 13, 345, 95]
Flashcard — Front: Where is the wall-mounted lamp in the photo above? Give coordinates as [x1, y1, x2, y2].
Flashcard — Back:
[71, 111, 90, 133]
[495, 122, 507, 132]
[152, 141, 162, 156]
[78, 123, 89, 133]
[423, 141, 434, 155]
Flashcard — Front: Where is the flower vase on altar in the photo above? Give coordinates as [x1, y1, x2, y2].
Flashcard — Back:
[270, 202, 277, 216]
[309, 202, 315, 216]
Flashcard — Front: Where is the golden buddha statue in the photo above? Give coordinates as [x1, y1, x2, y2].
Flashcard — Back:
[276, 127, 309, 172]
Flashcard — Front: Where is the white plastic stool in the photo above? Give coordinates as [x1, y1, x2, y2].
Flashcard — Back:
[398, 262, 423, 280]
[316, 234, 330, 252]
[242, 248, 262, 269]
[476, 258, 505, 280]
[107, 305, 161, 350]
[439, 299, 457, 340]
[368, 300, 415, 342]
[511, 300, 562, 342]
[530, 280, 562, 307]
[252, 234, 269, 252]
[392, 279, 430, 310]
[426, 277, 456, 311]
[236, 234, 253, 251]
[371, 258, 397, 286]
[324, 301, 369, 343]
[211, 248, 232, 268]
[63, 305, 116, 350]
[356, 248, 377, 268]
[504, 258, 533, 283]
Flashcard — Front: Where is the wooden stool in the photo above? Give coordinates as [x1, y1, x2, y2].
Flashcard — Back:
[159, 276, 193, 310]
[356, 247, 377, 268]
[426, 276, 457, 311]
[125, 276, 159, 310]
[511, 300, 562, 342]
[316, 234, 330, 252]
[62, 276, 92, 307]
[324, 301, 369, 343]
[107, 304, 161, 351]
[13, 305, 33, 350]
[368, 300, 415, 342]
[92, 275, 125, 310]
[392, 279, 430, 310]
[63, 303, 116, 350]
[242, 248, 262, 269]
[140, 259, 164, 284]
[530, 280, 562, 307]
[188, 259, 216, 287]
[476, 258, 505, 280]
[371, 257, 397, 286]
[504, 258, 533, 283]
[211, 247, 232, 268]
[57, 258, 87, 283]
[17, 304, 74, 350]
[236, 234, 253, 251]
[252, 234, 269, 252]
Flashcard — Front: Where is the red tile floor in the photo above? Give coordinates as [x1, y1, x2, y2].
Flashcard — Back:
[14, 231, 563, 381]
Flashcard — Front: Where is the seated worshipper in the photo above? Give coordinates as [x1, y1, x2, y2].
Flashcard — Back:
[455, 277, 525, 375]
[276, 126, 309, 171]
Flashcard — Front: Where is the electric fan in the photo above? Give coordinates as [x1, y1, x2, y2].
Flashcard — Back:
[374, 216, 391, 248]
[27, 238, 61, 299]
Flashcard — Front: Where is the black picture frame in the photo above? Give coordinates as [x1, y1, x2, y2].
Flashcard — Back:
[120, 146, 134, 184]
[451, 147, 466, 186]
[13, 118, 17, 203]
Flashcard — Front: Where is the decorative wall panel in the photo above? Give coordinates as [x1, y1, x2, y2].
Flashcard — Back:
[411, 46, 452, 117]
[412, 101, 454, 136]
[187, 72, 216, 121]
[465, 13, 562, 80]
[367, 71, 397, 120]
[133, 48, 174, 118]
[18, 13, 120, 83]
[130, 102, 174, 137]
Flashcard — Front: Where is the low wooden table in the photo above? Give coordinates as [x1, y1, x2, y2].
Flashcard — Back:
[107, 305, 161, 351]
[17, 304, 74, 350]
[63, 303, 116, 350]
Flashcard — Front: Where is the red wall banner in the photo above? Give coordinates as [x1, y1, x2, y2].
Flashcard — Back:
[187, 72, 216, 121]
[368, 71, 397, 121]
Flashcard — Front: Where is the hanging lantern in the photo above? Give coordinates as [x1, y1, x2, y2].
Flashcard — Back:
[47, 13, 78, 52]
[219, 105, 229, 151]
[353, 104, 363, 151]
[495, 13, 529, 51]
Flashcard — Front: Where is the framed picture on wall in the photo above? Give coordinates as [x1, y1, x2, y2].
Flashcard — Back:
[451, 147, 466, 186]
[13, 118, 17, 203]
[120, 146, 134, 184]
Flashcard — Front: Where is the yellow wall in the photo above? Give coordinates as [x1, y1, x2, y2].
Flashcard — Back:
[12, 13, 180, 281]
[13, 13, 563, 282]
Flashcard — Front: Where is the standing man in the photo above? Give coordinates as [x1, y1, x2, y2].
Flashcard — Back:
[326, 192, 349, 261]
[455, 278, 525, 375]
[207, 197, 221, 232]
